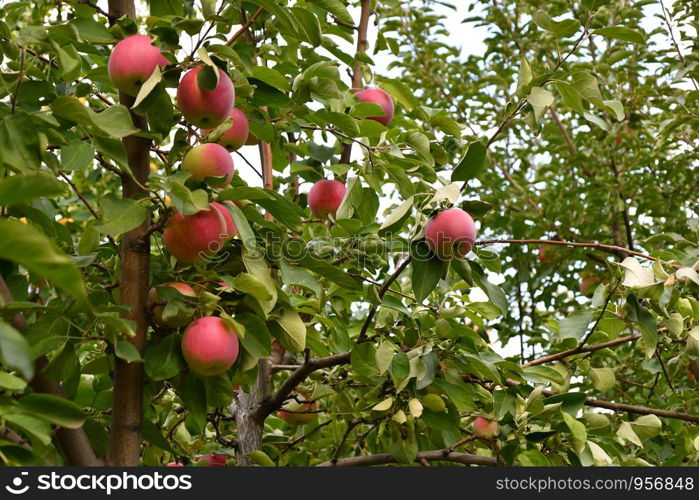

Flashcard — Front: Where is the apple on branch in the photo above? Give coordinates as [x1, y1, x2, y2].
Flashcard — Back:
[181, 316, 239, 376]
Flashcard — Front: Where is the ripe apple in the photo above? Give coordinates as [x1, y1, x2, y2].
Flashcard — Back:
[209, 201, 237, 239]
[181, 316, 239, 376]
[197, 453, 227, 467]
[472, 416, 498, 438]
[108, 34, 168, 96]
[307, 179, 346, 218]
[147, 282, 197, 328]
[177, 66, 235, 128]
[204, 108, 249, 151]
[278, 393, 317, 425]
[162, 204, 229, 262]
[424, 208, 477, 259]
[182, 143, 234, 186]
[355, 88, 395, 126]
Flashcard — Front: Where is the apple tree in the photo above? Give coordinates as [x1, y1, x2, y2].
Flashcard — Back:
[0, 0, 697, 467]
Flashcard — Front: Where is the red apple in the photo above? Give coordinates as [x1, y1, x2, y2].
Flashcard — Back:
[108, 35, 168, 96]
[177, 66, 235, 128]
[147, 282, 198, 328]
[278, 393, 317, 425]
[210, 201, 237, 239]
[197, 453, 227, 467]
[182, 316, 239, 376]
[307, 179, 346, 218]
[355, 88, 395, 126]
[472, 416, 498, 438]
[162, 204, 229, 262]
[204, 108, 249, 151]
[424, 208, 477, 259]
[182, 143, 234, 186]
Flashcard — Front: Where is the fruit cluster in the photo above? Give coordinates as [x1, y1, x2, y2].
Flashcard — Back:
[109, 34, 481, 416]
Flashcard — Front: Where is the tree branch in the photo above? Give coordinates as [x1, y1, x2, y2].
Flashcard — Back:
[226, 7, 265, 46]
[475, 238, 676, 266]
[523, 334, 639, 367]
[340, 0, 372, 165]
[256, 351, 351, 419]
[317, 450, 497, 467]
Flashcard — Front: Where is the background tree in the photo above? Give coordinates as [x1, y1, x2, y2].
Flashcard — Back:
[0, 0, 696, 467]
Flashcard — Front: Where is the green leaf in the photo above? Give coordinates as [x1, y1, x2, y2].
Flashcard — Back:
[247, 450, 276, 467]
[589, 367, 615, 392]
[132, 65, 162, 108]
[558, 310, 595, 341]
[351, 342, 379, 381]
[531, 11, 581, 38]
[617, 421, 642, 447]
[376, 78, 419, 111]
[308, 0, 354, 24]
[0, 219, 86, 300]
[242, 252, 277, 314]
[470, 263, 508, 317]
[389, 420, 418, 464]
[515, 55, 533, 97]
[4, 413, 52, 445]
[141, 418, 175, 453]
[594, 26, 646, 44]
[226, 203, 257, 252]
[527, 87, 554, 119]
[451, 141, 487, 182]
[180, 374, 206, 435]
[233, 273, 274, 302]
[631, 415, 662, 439]
[144, 334, 185, 381]
[0, 323, 34, 380]
[375, 341, 396, 376]
[95, 196, 148, 235]
[51, 96, 140, 137]
[561, 411, 587, 451]
[19, 394, 85, 429]
[0, 371, 27, 391]
[411, 243, 444, 301]
[296, 253, 363, 291]
[115, 339, 142, 363]
[273, 306, 306, 352]
[169, 182, 209, 216]
[280, 259, 322, 296]
[61, 143, 95, 171]
[626, 295, 657, 359]
[252, 66, 290, 92]
[234, 313, 272, 358]
[572, 71, 604, 107]
[379, 196, 413, 235]
[0, 174, 66, 206]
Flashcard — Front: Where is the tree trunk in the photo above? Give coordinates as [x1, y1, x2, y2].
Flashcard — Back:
[232, 361, 269, 465]
[106, 0, 152, 466]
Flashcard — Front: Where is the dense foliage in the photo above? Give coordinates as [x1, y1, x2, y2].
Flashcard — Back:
[0, 0, 697, 467]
